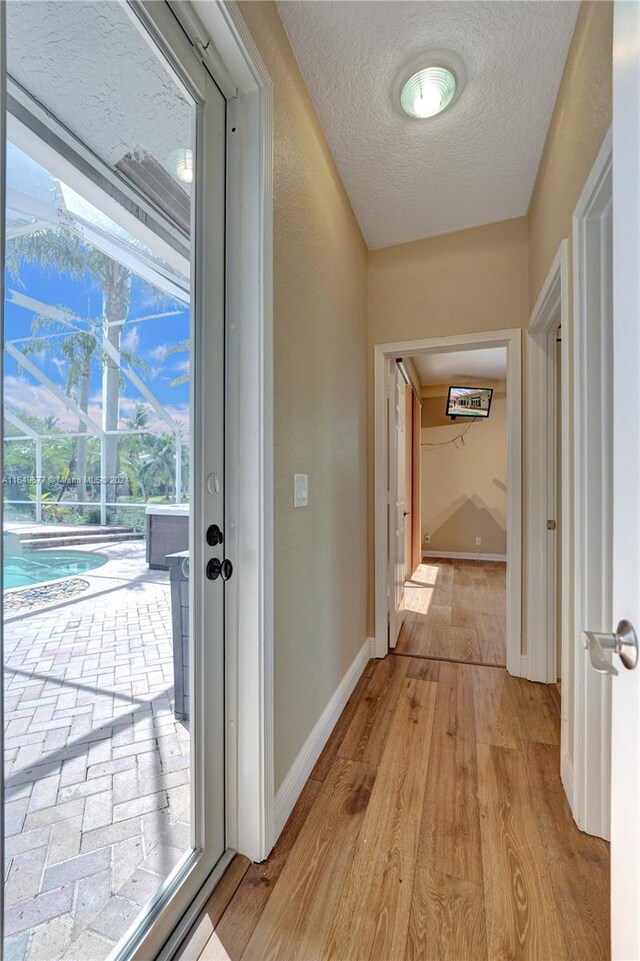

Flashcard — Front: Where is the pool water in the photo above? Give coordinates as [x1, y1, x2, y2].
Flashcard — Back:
[3, 550, 107, 590]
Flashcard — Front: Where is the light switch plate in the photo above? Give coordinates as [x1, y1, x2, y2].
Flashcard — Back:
[294, 473, 308, 508]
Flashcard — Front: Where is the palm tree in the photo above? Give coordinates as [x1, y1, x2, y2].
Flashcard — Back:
[163, 339, 190, 386]
[7, 226, 132, 508]
[23, 309, 145, 508]
[121, 404, 152, 501]
[42, 414, 60, 434]
[148, 433, 177, 500]
[25, 323, 98, 504]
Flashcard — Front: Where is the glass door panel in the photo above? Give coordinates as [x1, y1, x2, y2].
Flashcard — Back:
[2, 3, 226, 959]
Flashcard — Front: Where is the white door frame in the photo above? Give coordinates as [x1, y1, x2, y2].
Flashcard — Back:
[374, 329, 522, 672]
[526, 241, 569, 686]
[526, 243, 573, 812]
[388, 362, 407, 648]
[571, 130, 613, 840]
[168, 0, 275, 862]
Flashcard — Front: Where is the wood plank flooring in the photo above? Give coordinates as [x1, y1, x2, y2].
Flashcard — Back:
[183, 656, 609, 961]
[396, 558, 507, 667]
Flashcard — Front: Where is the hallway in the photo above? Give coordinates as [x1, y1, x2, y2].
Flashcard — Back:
[396, 559, 507, 666]
[184, 656, 609, 961]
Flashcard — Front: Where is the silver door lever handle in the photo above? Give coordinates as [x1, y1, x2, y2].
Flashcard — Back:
[583, 619, 639, 675]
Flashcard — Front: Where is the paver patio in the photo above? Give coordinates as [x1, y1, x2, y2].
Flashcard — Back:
[3, 543, 191, 961]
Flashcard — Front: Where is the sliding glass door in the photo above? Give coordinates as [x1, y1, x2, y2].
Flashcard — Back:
[2, 3, 227, 958]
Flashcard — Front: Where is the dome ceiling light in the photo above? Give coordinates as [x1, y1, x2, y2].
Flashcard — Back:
[396, 52, 465, 121]
[401, 66, 456, 119]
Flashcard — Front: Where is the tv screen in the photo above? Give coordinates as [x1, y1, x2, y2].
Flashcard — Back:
[446, 385, 493, 419]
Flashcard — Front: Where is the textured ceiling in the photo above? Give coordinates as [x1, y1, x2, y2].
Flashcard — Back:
[278, 1, 579, 248]
[411, 347, 507, 386]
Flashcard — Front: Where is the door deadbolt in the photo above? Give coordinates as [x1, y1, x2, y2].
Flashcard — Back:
[206, 524, 224, 546]
[206, 557, 233, 582]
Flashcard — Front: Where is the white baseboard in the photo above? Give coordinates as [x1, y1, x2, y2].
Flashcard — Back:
[561, 752, 575, 816]
[273, 637, 372, 840]
[422, 550, 507, 562]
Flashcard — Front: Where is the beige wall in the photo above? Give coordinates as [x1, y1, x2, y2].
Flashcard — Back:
[368, 217, 529, 347]
[366, 218, 528, 631]
[421, 385, 507, 556]
[528, 0, 613, 307]
[238, 2, 368, 791]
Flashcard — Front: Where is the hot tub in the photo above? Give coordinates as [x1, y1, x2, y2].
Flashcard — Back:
[145, 505, 189, 570]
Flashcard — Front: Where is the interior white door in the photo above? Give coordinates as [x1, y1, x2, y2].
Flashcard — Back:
[388, 363, 406, 647]
[611, 3, 640, 956]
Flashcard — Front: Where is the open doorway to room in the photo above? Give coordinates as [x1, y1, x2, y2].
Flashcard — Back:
[393, 347, 508, 667]
[374, 329, 522, 672]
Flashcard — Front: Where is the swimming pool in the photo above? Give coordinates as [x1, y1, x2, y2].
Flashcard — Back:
[3, 550, 107, 590]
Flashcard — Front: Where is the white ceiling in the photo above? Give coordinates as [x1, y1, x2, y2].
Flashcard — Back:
[410, 347, 507, 386]
[278, 1, 579, 248]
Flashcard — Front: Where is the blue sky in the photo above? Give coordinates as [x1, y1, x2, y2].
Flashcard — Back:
[4, 254, 191, 435]
[4, 139, 191, 438]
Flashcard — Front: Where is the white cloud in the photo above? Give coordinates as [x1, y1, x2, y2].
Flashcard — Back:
[121, 325, 139, 353]
[5, 376, 190, 437]
[147, 343, 171, 362]
[4, 375, 78, 429]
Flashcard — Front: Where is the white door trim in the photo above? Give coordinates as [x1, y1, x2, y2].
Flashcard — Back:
[374, 329, 522, 672]
[388, 362, 407, 648]
[525, 242, 569, 690]
[572, 129, 613, 840]
[526, 240, 573, 803]
[161, 0, 275, 863]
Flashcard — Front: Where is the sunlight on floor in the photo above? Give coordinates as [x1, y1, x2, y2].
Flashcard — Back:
[198, 933, 231, 960]
[404, 563, 439, 615]
[407, 563, 439, 587]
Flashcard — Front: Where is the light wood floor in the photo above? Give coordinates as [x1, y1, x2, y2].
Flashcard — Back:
[396, 558, 507, 666]
[181, 656, 609, 961]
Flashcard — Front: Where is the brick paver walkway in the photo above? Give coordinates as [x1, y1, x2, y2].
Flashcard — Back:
[3, 553, 190, 961]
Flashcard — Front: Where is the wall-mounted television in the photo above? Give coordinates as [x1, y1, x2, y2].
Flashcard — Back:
[446, 385, 493, 419]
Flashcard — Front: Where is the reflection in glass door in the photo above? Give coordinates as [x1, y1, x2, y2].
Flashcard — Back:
[2, 4, 226, 959]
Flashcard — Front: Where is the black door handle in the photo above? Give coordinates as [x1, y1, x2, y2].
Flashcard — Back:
[206, 524, 224, 546]
[206, 557, 233, 581]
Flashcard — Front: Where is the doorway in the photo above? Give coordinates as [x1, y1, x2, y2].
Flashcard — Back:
[374, 328, 522, 672]
[2, 4, 227, 959]
[392, 348, 509, 667]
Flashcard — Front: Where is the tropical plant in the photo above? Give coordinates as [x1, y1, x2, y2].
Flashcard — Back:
[7, 226, 132, 506]
[163, 339, 190, 386]
[42, 415, 60, 433]
[147, 433, 178, 500]
[23, 309, 146, 506]
[120, 404, 152, 501]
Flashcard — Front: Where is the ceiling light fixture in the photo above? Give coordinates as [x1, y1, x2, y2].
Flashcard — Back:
[169, 148, 193, 184]
[400, 66, 457, 119]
